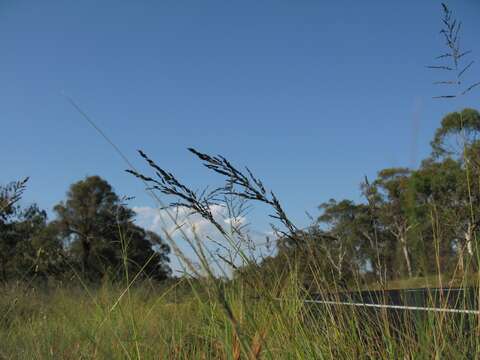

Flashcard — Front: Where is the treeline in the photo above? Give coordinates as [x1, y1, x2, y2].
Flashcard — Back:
[3, 109, 480, 288]
[265, 108, 480, 285]
[0, 175, 171, 283]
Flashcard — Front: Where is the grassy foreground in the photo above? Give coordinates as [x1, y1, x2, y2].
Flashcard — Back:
[1, 275, 479, 359]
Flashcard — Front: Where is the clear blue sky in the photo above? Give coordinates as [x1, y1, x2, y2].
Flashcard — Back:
[1, 1, 479, 230]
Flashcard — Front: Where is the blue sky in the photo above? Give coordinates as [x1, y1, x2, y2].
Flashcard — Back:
[1, 1, 479, 271]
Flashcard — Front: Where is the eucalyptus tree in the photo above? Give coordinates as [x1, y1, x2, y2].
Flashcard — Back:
[429, 109, 480, 272]
[431, 109, 480, 159]
[317, 200, 359, 279]
[368, 168, 416, 278]
[410, 158, 463, 273]
[426, 0, 480, 274]
[317, 199, 380, 280]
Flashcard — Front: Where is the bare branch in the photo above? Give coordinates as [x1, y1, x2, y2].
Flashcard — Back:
[458, 60, 474, 78]
[427, 65, 453, 71]
[433, 95, 457, 99]
[433, 80, 460, 85]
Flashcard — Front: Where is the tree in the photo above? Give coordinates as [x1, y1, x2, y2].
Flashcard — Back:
[8, 204, 65, 279]
[368, 168, 416, 278]
[317, 199, 370, 280]
[0, 178, 28, 222]
[119, 224, 171, 280]
[28, 221, 65, 277]
[431, 109, 480, 159]
[428, 109, 480, 273]
[54, 176, 118, 275]
[414, 157, 480, 274]
[0, 178, 35, 281]
[410, 158, 462, 274]
[54, 176, 170, 280]
[0, 198, 63, 281]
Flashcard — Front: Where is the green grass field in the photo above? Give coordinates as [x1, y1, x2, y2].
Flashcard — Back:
[1, 274, 479, 359]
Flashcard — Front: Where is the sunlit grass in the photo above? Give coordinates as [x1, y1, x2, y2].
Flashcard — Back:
[1, 270, 479, 359]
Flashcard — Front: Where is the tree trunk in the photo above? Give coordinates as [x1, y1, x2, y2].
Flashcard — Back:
[466, 226, 474, 256]
[337, 263, 342, 280]
[400, 235, 413, 278]
[0, 258, 6, 283]
[458, 242, 465, 274]
[361, 231, 382, 279]
[81, 237, 91, 276]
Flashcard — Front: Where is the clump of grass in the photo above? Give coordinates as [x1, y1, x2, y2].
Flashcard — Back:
[122, 143, 480, 358]
[1, 275, 480, 359]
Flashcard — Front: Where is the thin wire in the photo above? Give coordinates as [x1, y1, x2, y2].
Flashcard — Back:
[276, 298, 480, 315]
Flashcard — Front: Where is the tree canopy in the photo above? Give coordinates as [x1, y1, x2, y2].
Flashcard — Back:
[243, 108, 480, 287]
[0, 175, 171, 283]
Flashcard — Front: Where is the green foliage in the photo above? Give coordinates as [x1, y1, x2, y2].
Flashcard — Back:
[54, 175, 171, 281]
[0, 178, 28, 221]
[316, 200, 374, 281]
[0, 179, 64, 282]
[431, 108, 480, 158]
[253, 109, 480, 286]
[54, 176, 121, 275]
[0, 176, 171, 284]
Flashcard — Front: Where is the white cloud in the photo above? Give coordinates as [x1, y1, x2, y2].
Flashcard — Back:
[134, 204, 225, 239]
[133, 205, 274, 276]
[223, 215, 247, 228]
